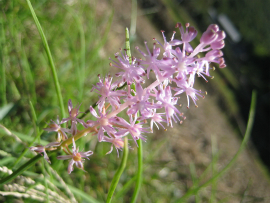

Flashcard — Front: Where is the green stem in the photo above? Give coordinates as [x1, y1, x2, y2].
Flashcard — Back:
[25, 0, 65, 118]
[106, 137, 129, 203]
[61, 127, 94, 147]
[125, 25, 143, 202]
[125, 28, 132, 64]
[176, 90, 257, 203]
[131, 139, 143, 203]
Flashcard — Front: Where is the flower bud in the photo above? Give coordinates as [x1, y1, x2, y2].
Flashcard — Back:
[211, 40, 225, 50]
[200, 29, 218, 45]
[205, 50, 223, 59]
[216, 30, 226, 41]
[207, 24, 219, 32]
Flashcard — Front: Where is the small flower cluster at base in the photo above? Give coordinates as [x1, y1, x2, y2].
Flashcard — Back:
[30, 23, 226, 174]
[57, 138, 93, 174]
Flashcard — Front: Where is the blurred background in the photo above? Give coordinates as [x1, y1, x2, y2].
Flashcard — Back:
[0, 0, 269, 202]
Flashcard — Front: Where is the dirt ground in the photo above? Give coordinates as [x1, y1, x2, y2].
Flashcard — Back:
[96, 0, 270, 202]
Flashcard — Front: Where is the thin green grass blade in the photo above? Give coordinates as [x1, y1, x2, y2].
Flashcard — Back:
[189, 163, 201, 202]
[25, 0, 65, 118]
[176, 90, 257, 203]
[211, 135, 219, 203]
[0, 17, 7, 105]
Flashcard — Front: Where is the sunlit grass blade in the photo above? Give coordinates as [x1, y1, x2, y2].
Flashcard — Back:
[189, 162, 201, 202]
[211, 135, 219, 203]
[0, 17, 7, 106]
[25, 0, 65, 118]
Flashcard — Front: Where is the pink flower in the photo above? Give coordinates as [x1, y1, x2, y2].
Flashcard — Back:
[57, 138, 93, 174]
[136, 42, 162, 79]
[44, 117, 70, 142]
[113, 115, 149, 146]
[176, 22, 198, 53]
[102, 135, 125, 157]
[154, 30, 181, 58]
[61, 99, 86, 135]
[110, 50, 146, 85]
[173, 84, 204, 108]
[139, 109, 166, 131]
[156, 85, 182, 127]
[87, 106, 117, 142]
[29, 142, 60, 164]
[91, 75, 127, 110]
[126, 83, 160, 118]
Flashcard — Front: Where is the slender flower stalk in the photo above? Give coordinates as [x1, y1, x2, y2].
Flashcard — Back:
[106, 137, 129, 203]
[131, 138, 143, 203]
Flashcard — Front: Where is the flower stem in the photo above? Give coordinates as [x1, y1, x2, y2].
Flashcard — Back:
[60, 127, 95, 147]
[106, 137, 129, 203]
[131, 138, 143, 203]
[125, 27, 132, 64]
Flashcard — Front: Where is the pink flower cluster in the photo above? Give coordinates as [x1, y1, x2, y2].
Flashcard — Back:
[30, 23, 226, 174]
